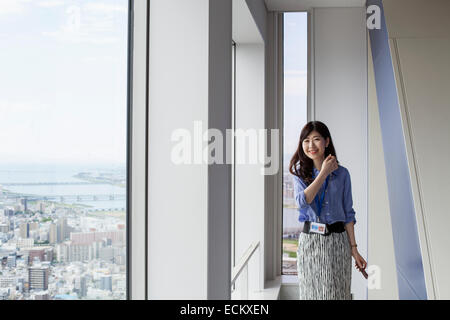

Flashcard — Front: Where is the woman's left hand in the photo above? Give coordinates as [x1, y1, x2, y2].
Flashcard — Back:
[351, 247, 367, 271]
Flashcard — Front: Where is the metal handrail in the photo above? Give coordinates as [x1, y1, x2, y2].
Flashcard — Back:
[231, 241, 260, 285]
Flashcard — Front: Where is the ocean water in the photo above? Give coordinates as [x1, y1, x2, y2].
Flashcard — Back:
[0, 163, 126, 211]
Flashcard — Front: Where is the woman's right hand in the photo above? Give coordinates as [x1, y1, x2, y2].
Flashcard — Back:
[321, 154, 338, 176]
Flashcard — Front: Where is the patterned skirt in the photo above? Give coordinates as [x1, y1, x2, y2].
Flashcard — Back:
[296, 231, 352, 300]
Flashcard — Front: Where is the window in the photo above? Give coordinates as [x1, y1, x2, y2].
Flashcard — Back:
[282, 12, 308, 276]
[0, 0, 130, 300]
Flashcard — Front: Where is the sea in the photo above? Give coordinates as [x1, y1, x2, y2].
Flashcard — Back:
[0, 163, 126, 211]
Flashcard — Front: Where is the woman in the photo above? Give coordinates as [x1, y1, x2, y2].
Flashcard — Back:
[289, 121, 367, 300]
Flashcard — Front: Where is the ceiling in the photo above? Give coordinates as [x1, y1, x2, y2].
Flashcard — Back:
[265, 0, 366, 11]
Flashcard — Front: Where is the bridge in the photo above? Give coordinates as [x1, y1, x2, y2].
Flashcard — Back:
[2, 193, 126, 202]
[0, 182, 108, 186]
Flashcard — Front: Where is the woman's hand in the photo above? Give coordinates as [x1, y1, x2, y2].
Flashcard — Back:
[321, 154, 338, 176]
[351, 247, 367, 272]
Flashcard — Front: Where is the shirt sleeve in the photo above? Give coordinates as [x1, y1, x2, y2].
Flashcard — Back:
[343, 169, 357, 225]
[293, 175, 311, 210]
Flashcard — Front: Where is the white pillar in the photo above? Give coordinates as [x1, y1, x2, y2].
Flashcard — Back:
[147, 0, 232, 299]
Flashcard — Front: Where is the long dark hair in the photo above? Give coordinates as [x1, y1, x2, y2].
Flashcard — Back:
[289, 121, 338, 185]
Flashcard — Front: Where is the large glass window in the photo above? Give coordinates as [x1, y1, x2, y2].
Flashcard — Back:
[0, 0, 129, 300]
[282, 12, 308, 276]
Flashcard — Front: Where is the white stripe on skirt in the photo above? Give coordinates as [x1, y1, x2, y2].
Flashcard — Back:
[296, 231, 352, 300]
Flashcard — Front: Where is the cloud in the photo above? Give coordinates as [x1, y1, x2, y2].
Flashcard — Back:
[0, 99, 126, 164]
[37, 0, 66, 8]
[41, 2, 127, 45]
[83, 56, 119, 63]
[0, 0, 31, 15]
[284, 71, 308, 96]
[84, 3, 128, 14]
[0, 100, 51, 113]
[285, 70, 307, 76]
[42, 30, 120, 44]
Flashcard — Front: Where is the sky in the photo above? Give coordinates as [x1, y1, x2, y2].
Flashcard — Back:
[0, 0, 128, 166]
[283, 12, 308, 165]
[0, 3, 306, 168]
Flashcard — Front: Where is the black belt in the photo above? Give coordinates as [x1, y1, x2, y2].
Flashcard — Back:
[302, 221, 345, 236]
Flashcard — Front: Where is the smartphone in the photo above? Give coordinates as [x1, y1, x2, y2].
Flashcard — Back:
[361, 269, 368, 279]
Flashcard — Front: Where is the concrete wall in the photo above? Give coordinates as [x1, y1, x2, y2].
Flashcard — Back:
[385, 0, 450, 299]
[391, 36, 450, 299]
[312, 7, 368, 300]
[147, 0, 232, 299]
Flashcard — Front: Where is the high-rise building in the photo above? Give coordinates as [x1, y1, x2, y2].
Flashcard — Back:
[4, 209, 14, 217]
[28, 249, 45, 265]
[100, 275, 112, 292]
[57, 217, 68, 243]
[34, 291, 49, 300]
[80, 276, 87, 297]
[39, 230, 49, 242]
[28, 266, 49, 291]
[43, 248, 53, 262]
[29, 222, 39, 232]
[21, 198, 28, 212]
[0, 224, 8, 233]
[0, 277, 15, 288]
[49, 223, 57, 244]
[7, 253, 16, 268]
[16, 238, 34, 248]
[19, 223, 29, 239]
[68, 243, 91, 262]
[99, 247, 114, 262]
[70, 230, 125, 245]
[56, 243, 69, 263]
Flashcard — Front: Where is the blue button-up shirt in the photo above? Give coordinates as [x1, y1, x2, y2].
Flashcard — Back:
[292, 165, 356, 225]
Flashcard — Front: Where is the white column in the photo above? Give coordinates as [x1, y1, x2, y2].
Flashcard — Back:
[147, 0, 232, 299]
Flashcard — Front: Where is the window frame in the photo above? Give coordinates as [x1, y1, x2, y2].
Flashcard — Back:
[280, 10, 310, 280]
[128, 0, 149, 300]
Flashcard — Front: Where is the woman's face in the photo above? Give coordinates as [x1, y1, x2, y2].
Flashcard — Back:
[302, 130, 329, 160]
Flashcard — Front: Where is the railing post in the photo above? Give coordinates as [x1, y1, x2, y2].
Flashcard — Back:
[241, 264, 248, 300]
[231, 241, 260, 299]
[257, 246, 261, 292]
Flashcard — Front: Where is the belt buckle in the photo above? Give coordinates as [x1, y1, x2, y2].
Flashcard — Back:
[302, 221, 310, 234]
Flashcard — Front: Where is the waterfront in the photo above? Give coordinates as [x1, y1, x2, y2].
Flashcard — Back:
[0, 164, 126, 211]
[0, 163, 127, 300]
